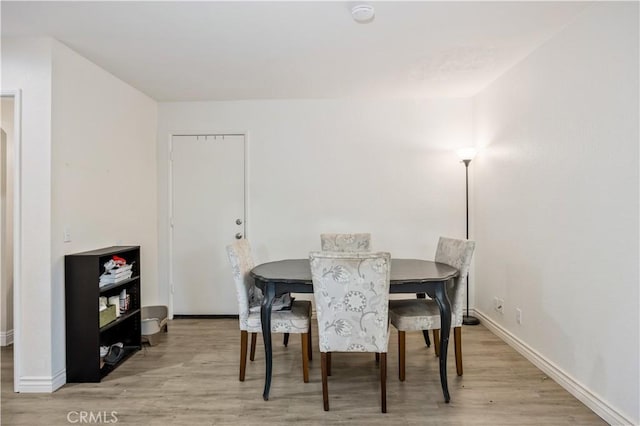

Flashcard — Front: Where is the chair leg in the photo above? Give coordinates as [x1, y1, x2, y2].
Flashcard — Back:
[398, 330, 406, 382]
[240, 330, 248, 382]
[327, 352, 332, 376]
[307, 323, 313, 361]
[380, 352, 387, 413]
[433, 329, 440, 357]
[284, 333, 290, 347]
[301, 333, 309, 383]
[375, 353, 380, 363]
[422, 330, 431, 347]
[249, 333, 257, 361]
[321, 352, 330, 411]
[454, 326, 463, 376]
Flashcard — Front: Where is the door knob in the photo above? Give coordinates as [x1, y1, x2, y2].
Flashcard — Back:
[235, 233, 243, 239]
[236, 219, 243, 225]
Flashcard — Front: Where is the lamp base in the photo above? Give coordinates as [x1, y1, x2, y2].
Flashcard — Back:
[463, 315, 480, 326]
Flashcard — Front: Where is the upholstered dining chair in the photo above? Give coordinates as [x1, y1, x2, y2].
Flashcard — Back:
[389, 237, 475, 381]
[226, 239, 312, 383]
[320, 233, 371, 252]
[309, 251, 391, 413]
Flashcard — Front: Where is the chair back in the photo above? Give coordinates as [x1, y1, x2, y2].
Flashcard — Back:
[310, 251, 391, 353]
[320, 233, 371, 252]
[435, 237, 476, 326]
[226, 239, 262, 330]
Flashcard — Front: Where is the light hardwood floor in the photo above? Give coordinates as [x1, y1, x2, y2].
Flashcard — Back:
[1, 319, 605, 425]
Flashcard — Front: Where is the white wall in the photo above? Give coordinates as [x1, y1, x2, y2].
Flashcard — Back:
[1, 37, 159, 391]
[157, 99, 473, 305]
[1, 37, 55, 390]
[0, 97, 15, 345]
[473, 3, 639, 424]
[51, 40, 159, 378]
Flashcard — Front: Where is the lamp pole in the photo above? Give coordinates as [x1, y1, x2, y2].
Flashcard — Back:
[462, 158, 480, 326]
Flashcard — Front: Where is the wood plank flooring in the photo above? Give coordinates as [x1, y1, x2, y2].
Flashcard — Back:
[1, 319, 605, 425]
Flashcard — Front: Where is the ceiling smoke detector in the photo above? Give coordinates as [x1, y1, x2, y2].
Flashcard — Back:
[351, 4, 375, 24]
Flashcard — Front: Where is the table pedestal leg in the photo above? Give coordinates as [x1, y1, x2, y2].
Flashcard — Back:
[261, 284, 275, 401]
[433, 282, 452, 403]
[416, 293, 431, 347]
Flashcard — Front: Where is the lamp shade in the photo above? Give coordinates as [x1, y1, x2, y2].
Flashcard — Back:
[456, 147, 477, 161]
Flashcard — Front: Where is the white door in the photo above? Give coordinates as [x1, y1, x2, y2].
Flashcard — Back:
[171, 134, 245, 314]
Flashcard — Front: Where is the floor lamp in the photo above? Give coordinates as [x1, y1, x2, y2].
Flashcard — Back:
[457, 148, 480, 326]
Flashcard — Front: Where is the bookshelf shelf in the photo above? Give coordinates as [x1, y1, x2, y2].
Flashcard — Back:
[99, 308, 141, 333]
[99, 276, 140, 294]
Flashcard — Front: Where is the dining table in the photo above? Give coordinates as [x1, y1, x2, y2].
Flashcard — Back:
[250, 258, 459, 403]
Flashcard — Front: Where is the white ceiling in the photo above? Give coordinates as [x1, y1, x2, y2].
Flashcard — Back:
[1, 1, 590, 101]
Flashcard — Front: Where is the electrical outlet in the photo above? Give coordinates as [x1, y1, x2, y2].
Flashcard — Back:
[63, 226, 72, 243]
[516, 308, 522, 324]
[494, 297, 504, 314]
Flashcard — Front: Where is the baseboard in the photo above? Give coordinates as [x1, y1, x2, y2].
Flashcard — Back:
[475, 309, 635, 426]
[17, 368, 66, 393]
[0, 329, 14, 346]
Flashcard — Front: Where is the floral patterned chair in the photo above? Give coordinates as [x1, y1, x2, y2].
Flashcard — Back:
[309, 251, 391, 412]
[389, 237, 475, 380]
[320, 233, 371, 252]
[226, 239, 312, 382]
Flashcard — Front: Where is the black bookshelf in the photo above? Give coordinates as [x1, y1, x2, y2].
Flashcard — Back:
[65, 246, 141, 382]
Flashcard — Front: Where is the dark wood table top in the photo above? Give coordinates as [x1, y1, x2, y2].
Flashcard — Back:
[250, 258, 458, 289]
